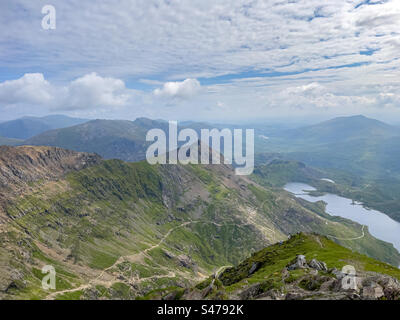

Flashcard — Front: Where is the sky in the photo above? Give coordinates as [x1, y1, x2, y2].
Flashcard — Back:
[0, 0, 400, 123]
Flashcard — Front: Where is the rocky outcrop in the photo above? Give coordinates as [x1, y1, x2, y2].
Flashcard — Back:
[283, 256, 400, 300]
[308, 259, 328, 271]
[287, 255, 307, 270]
[287, 255, 327, 271]
[224, 255, 400, 300]
[0, 146, 101, 221]
[361, 283, 384, 300]
[0, 146, 101, 188]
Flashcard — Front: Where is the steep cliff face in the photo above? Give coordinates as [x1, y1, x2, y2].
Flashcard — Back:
[0, 146, 101, 222]
[0, 146, 101, 186]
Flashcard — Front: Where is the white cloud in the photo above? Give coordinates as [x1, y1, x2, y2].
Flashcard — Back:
[154, 78, 201, 99]
[0, 73, 53, 105]
[0, 73, 131, 112]
[66, 73, 129, 110]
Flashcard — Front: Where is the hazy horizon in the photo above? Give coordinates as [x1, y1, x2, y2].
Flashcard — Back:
[1, 113, 400, 128]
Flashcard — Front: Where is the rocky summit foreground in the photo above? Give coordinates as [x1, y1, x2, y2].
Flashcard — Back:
[179, 233, 400, 301]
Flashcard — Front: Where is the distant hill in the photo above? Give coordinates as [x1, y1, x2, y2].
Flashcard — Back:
[280, 115, 399, 144]
[0, 115, 89, 139]
[0, 136, 22, 146]
[256, 115, 400, 180]
[23, 118, 169, 162]
[22, 117, 224, 162]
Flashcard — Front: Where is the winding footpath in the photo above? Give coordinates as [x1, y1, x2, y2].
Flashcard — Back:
[326, 225, 366, 241]
[45, 221, 194, 300]
[44, 216, 277, 300]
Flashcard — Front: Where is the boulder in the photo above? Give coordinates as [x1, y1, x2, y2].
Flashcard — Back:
[239, 283, 262, 300]
[177, 254, 196, 269]
[308, 259, 328, 271]
[370, 274, 400, 300]
[287, 255, 307, 270]
[332, 276, 362, 293]
[248, 262, 261, 276]
[257, 289, 283, 300]
[285, 291, 309, 300]
[362, 283, 384, 300]
[310, 269, 318, 276]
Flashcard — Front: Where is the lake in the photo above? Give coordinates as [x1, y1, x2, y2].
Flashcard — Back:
[284, 182, 400, 252]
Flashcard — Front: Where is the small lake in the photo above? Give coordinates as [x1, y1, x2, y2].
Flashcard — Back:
[284, 182, 400, 252]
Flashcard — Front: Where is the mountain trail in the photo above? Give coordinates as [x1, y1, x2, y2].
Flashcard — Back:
[45, 221, 195, 300]
[326, 225, 366, 241]
[45, 218, 266, 300]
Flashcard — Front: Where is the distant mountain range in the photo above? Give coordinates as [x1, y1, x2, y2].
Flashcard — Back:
[255, 115, 400, 180]
[1, 113, 399, 185]
[23, 117, 169, 162]
[0, 115, 89, 140]
[17, 115, 400, 180]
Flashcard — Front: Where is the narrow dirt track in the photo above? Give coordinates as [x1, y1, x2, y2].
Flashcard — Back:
[45, 221, 195, 300]
[326, 225, 366, 241]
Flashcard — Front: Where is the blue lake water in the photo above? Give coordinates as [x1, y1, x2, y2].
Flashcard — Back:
[284, 182, 400, 253]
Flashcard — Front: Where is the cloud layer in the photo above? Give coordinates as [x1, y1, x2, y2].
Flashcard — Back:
[1, 0, 400, 121]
